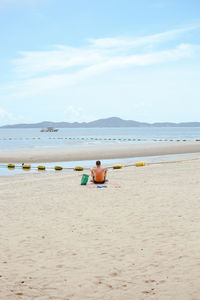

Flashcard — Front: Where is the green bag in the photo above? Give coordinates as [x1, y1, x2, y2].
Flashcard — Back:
[81, 174, 89, 185]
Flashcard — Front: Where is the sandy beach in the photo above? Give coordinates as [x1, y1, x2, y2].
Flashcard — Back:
[1, 141, 200, 163]
[1, 155, 200, 299]
[2, 0, 200, 298]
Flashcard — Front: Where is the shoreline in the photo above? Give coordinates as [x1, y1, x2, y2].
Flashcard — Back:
[1, 152, 200, 178]
[1, 151, 200, 178]
[0, 141, 200, 163]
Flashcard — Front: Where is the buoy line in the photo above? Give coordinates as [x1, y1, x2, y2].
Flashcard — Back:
[1, 137, 200, 142]
[2, 157, 200, 171]
[0, 161, 147, 172]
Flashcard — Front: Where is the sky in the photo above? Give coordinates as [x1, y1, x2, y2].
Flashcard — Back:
[0, 0, 200, 125]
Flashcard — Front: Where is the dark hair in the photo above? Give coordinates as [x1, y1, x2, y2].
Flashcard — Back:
[96, 160, 101, 166]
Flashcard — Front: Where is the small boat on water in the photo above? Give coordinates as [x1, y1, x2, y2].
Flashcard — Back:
[40, 127, 59, 132]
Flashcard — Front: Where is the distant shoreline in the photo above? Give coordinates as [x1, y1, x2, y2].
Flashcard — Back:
[0, 141, 200, 163]
[1, 117, 200, 128]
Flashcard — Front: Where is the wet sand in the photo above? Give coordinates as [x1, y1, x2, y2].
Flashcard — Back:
[0, 141, 200, 163]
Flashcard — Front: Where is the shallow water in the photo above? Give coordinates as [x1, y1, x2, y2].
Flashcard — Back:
[0, 152, 199, 177]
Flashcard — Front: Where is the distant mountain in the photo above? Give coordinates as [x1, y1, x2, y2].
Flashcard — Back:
[1, 117, 200, 128]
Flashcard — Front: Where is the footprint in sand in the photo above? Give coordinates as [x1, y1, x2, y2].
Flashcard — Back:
[15, 292, 23, 296]
[56, 264, 63, 268]
[110, 272, 118, 277]
[159, 280, 166, 284]
[145, 279, 156, 283]
[142, 290, 155, 295]
[107, 284, 113, 289]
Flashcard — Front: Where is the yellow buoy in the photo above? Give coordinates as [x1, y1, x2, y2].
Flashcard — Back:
[74, 166, 84, 171]
[54, 166, 63, 170]
[8, 163, 15, 168]
[135, 162, 146, 167]
[38, 165, 46, 170]
[113, 164, 122, 169]
[22, 164, 31, 169]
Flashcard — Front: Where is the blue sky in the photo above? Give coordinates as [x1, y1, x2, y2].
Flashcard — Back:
[0, 0, 200, 125]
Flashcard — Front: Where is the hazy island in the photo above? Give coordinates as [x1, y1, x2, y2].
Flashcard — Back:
[1, 117, 200, 129]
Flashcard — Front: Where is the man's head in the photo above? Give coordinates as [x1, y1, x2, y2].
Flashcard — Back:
[96, 160, 101, 166]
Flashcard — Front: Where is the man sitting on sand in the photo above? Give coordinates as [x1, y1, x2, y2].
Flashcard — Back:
[91, 160, 107, 184]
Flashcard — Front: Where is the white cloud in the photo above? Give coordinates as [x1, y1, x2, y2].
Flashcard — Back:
[7, 43, 197, 99]
[89, 26, 199, 48]
[2, 26, 200, 100]
[13, 25, 199, 78]
[13, 46, 106, 77]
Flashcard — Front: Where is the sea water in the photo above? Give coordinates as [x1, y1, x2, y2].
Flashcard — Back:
[0, 127, 200, 150]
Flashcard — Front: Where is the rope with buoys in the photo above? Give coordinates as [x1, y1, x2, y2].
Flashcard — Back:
[3, 151, 200, 174]
[2, 160, 147, 173]
[2, 136, 200, 143]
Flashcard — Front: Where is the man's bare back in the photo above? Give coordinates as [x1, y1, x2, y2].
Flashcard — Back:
[91, 160, 107, 184]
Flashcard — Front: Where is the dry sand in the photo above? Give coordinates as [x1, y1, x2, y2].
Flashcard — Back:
[1, 141, 200, 163]
[1, 156, 200, 299]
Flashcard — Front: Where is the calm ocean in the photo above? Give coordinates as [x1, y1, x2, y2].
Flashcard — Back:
[0, 127, 200, 150]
